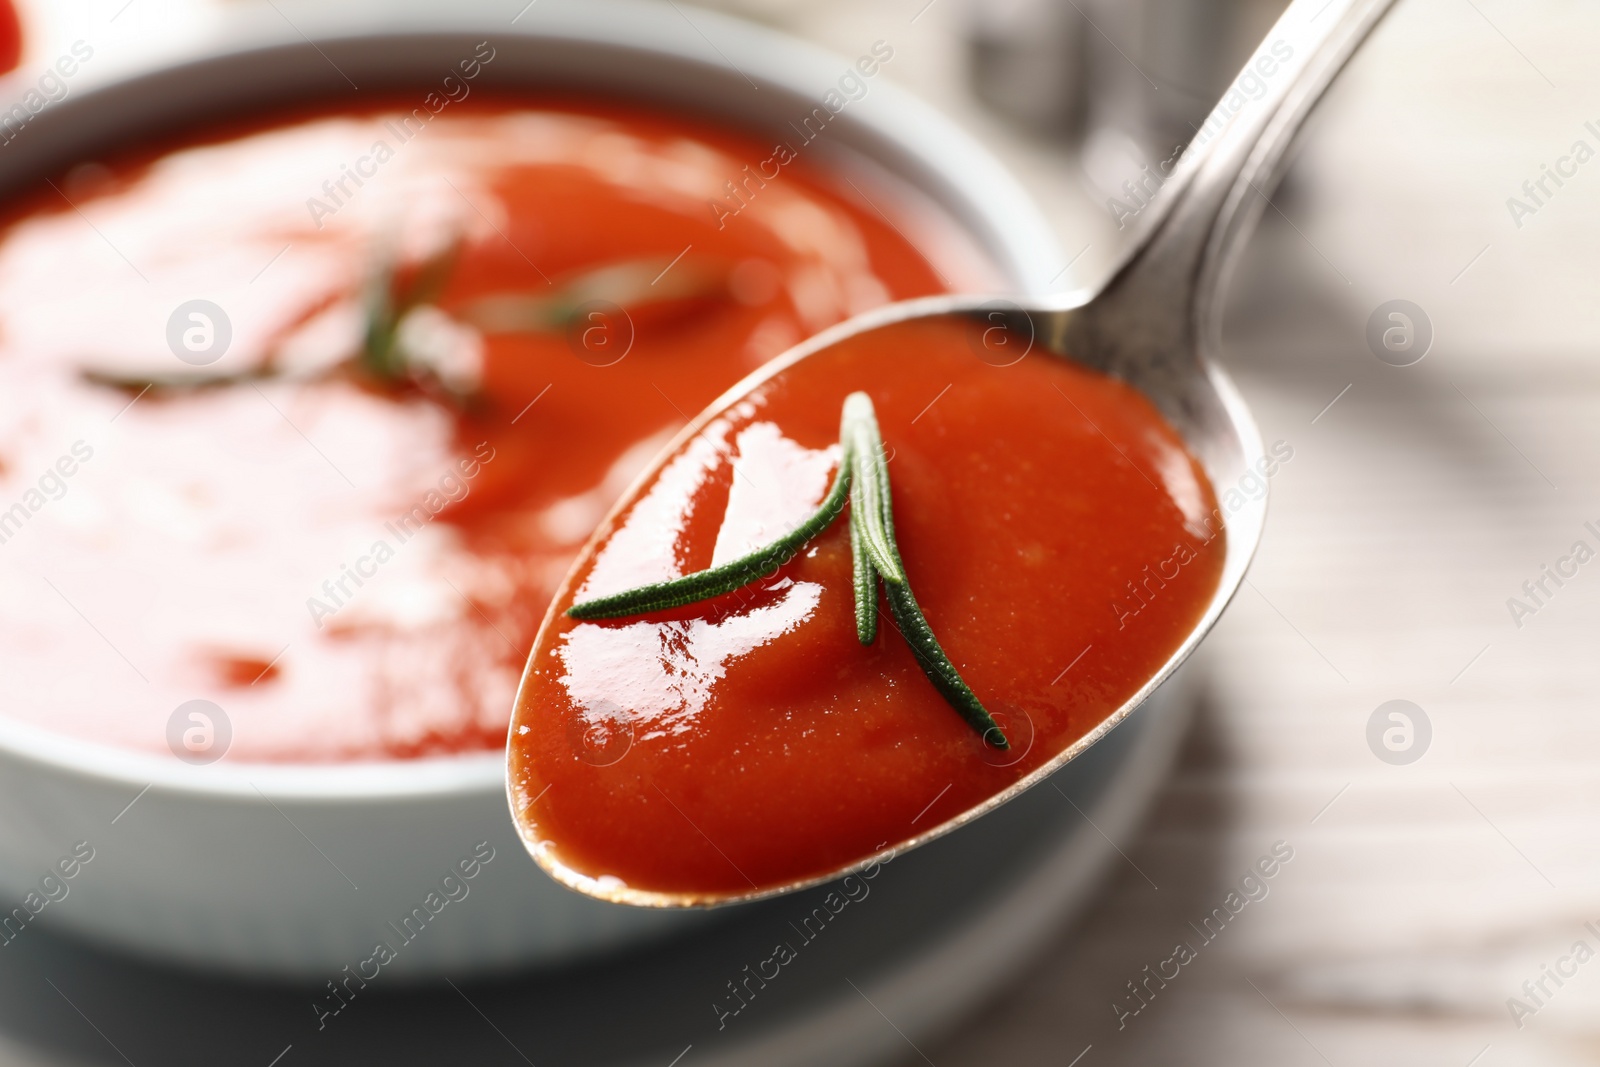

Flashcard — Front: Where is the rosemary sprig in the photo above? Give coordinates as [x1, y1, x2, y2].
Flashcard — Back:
[460, 256, 722, 335]
[80, 366, 279, 393]
[359, 238, 461, 384]
[82, 248, 722, 402]
[849, 510, 878, 645]
[566, 460, 851, 620]
[844, 392, 905, 587]
[566, 391, 1008, 749]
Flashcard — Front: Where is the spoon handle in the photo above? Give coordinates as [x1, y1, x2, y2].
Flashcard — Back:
[1069, 0, 1399, 372]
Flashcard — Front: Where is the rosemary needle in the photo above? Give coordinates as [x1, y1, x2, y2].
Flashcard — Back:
[566, 391, 1008, 749]
[83, 248, 715, 401]
[849, 512, 878, 646]
[843, 392, 905, 586]
[565, 460, 850, 621]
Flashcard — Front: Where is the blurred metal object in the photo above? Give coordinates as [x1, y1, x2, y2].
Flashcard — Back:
[963, 0, 1290, 202]
[966, 0, 1088, 135]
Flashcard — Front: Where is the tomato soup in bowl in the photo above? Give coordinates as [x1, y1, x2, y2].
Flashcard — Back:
[0, 94, 997, 762]
[0, 4, 1067, 975]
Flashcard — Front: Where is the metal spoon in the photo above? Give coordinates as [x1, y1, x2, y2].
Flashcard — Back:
[513, 0, 1398, 907]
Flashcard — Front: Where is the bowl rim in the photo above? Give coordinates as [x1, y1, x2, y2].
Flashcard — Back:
[0, 0, 1064, 800]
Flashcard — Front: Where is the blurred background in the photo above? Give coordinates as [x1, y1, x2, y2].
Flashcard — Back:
[6, 0, 1600, 1064]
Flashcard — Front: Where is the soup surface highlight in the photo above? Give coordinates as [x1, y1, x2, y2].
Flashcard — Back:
[0, 98, 990, 760]
[508, 314, 1227, 902]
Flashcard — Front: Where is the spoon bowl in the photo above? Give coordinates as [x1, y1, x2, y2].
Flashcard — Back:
[511, 0, 1399, 907]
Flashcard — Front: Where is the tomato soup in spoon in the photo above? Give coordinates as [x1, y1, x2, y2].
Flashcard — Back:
[508, 314, 1227, 903]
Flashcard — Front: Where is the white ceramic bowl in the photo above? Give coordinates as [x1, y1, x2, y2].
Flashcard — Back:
[0, 0, 1063, 977]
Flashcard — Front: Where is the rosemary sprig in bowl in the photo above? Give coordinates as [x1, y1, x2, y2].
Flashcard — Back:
[81, 244, 726, 402]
